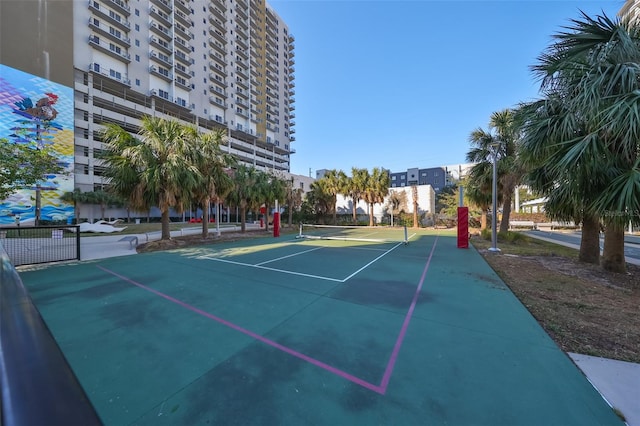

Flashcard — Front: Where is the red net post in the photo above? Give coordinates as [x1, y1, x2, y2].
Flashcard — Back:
[273, 212, 280, 237]
[457, 207, 469, 248]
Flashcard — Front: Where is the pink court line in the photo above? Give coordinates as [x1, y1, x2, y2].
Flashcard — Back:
[95, 235, 438, 395]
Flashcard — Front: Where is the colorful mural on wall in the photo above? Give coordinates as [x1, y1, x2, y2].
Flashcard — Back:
[0, 64, 74, 225]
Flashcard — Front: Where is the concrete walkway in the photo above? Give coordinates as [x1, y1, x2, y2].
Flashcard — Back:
[80, 224, 256, 261]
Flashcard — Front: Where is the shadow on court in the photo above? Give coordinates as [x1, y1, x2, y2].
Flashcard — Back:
[19, 230, 622, 425]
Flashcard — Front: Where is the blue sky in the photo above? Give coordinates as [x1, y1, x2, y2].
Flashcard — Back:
[269, 0, 624, 177]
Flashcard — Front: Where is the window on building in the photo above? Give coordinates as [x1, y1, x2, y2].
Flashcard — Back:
[135, 39, 140, 47]
[135, 23, 139, 31]
[135, 8, 139, 16]
[135, 54, 140, 61]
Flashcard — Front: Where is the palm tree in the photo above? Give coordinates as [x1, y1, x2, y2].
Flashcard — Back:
[60, 188, 85, 224]
[386, 189, 407, 226]
[362, 167, 390, 226]
[463, 173, 492, 230]
[101, 116, 199, 240]
[283, 177, 303, 226]
[320, 169, 347, 225]
[346, 167, 368, 225]
[411, 185, 419, 227]
[467, 109, 521, 235]
[526, 12, 640, 272]
[257, 172, 286, 232]
[516, 96, 604, 264]
[226, 165, 260, 232]
[192, 128, 235, 237]
[306, 179, 333, 224]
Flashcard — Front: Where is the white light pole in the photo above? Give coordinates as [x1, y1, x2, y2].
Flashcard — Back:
[489, 143, 501, 253]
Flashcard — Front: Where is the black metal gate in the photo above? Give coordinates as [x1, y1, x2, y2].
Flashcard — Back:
[0, 225, 80, 266]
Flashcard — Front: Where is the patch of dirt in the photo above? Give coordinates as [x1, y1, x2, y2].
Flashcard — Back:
[476, 244, 640, 363]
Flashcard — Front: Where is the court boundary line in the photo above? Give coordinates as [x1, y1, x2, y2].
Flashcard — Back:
[198, 240, 406, 283]
[96, 235, 439, 395]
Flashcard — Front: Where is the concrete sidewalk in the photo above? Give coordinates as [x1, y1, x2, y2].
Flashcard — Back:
[80, 224, 256, 261]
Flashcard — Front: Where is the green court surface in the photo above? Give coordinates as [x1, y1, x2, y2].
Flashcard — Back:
[19, 230, 622, 425]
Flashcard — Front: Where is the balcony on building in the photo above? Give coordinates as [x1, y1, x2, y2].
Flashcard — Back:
[235, 77, 249, 90]
[175, 22, 193, 41]
[209, 27, 227, 45]
[175, 62, 191, 78]
[209, 96, 226, 107]
[150, 20, 171, 41]
[150, 5, 172, 26]
[174, 0, 190, 14]
[89, 1, 130, 31]
[174, 77, 191, 91]
[174, 9, 192, 27]
[174, 36, 191, 54]
[208, 14, 226, 32]
[236, 67, 249, 80]
[150, 50, 173, 67]
[149, 35, 171, 53]
[235, 5, 249, 20]
[236, 45, 249, 60]
[107, 0, 130, 15]
[174, 49, 191, 65]
[209, 72, 226, 88]
[88, 18, 131, 47]
[209, 4, 225, 22]
[149, 65, 173, 82]
[150, 0, 171, 13]
[88, 35, 131, 63]
[209, 40, 226, 57]
[88, 63, 131, 86]
[235, 19, 249, 35]
[209, 82, 227, 98]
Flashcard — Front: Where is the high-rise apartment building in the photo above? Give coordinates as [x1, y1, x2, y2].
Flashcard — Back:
[1, 0, 296, 194]
[73, 0, 296, 191]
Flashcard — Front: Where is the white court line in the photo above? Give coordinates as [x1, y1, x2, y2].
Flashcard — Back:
[199, 255, 344, 282]
[199, 236, 411, 283]
[256, 246, 324, 266]
[341, 241, 405, 282]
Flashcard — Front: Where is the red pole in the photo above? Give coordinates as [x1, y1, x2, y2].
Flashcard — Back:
[273, 212, 280, 237]
[457, 207, 469, 248]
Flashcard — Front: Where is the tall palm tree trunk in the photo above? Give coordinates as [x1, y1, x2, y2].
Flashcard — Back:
[480, 209, 487, 230]
[499, 191, 513, 234]
[161, 210, 171, 240]
[601, 222, 626, 273]
[369, 203, 375, 226]
[240, 204, 247, 233]
[579, 214, 600, 264]
[202, 198, 210, 238]
[352, 200, 357, 225]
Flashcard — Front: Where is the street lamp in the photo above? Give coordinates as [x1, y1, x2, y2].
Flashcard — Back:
[488, 142, 501, 253]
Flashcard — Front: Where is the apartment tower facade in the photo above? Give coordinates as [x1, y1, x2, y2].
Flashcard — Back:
[73, 0, 295, 191]
[1, 0, 295, 194]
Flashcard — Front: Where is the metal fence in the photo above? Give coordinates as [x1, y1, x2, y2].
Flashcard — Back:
[0, 225, 80, 266]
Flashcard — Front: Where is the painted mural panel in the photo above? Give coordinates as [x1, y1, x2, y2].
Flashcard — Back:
[0, 64, 74, 225]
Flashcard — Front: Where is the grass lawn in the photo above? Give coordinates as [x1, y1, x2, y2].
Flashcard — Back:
[472, 233, 639, 363]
